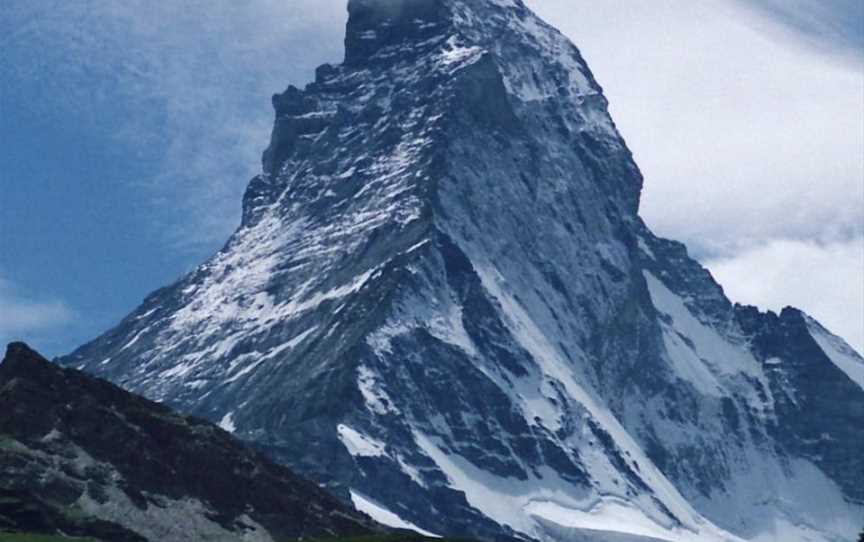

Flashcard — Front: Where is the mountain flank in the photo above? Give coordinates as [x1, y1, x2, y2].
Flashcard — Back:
[58, 0, 864, 540]
[0, 342, 379, 541]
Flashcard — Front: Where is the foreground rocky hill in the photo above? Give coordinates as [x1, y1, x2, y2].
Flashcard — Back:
[0, 342, 378, 541]
[60, 0, 864, 540]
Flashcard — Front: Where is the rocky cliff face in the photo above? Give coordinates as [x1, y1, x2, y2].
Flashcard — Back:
[60, 1, 864, 541]
[1, 343, 377, 541]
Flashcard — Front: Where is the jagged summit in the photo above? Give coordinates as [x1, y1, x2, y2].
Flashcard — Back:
[60, 1, 864, 541]
[249, 0, 636, 226]
[344, 0, 450, 64]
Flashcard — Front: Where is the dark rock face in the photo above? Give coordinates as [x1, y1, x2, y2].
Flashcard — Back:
[1, 342, 377, 541]
[736, 308, 864, 503]
[59, 1, 864, 541]
[345, 0, 450, 66]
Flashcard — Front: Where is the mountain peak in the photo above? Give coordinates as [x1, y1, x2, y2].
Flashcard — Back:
[4, 341, 39, 360]
[345, 0, 451, 65]
[0, 341, 58, 384]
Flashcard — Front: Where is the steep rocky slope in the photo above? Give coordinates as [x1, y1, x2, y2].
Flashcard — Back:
[60, 1, 864, 541]
[1, 343, 377, 541]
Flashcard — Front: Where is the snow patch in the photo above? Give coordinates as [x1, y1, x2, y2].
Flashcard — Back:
[644, 271, 771, 411]
[349, 491, 439, 537]
[427, 302, 478, 357]
[357, 365, 398, 415]
[439, 35, 484, 69]
[526, 498, 679, 541]
[337, 424, 387, 457]
[806, 316, 864, 390]
[218, 412, 236, 433]
[638, 237, 656, 260]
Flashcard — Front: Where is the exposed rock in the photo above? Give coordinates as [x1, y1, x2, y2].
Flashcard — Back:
[1, 342, 378, 541]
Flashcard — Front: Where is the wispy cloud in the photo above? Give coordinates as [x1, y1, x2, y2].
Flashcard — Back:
[738, 0, 864, 62]
[2, 0, 348, 250]
[0, 278, 75, 352]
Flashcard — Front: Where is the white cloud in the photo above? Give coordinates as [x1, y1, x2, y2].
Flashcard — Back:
[705, 237, 864, 354]
[0, 278, 75, 345]
[526, 0, 863, 250]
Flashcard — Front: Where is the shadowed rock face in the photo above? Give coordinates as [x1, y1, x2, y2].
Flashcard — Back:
[59, 1, 864, 541]
[0, 342, 378, 541]
[345, 0, 449, 65]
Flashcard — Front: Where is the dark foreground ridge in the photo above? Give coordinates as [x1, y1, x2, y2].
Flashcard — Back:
[0, 342, 379, 541]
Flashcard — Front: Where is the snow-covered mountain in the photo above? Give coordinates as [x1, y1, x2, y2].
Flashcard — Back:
[60, 1, 864, 541]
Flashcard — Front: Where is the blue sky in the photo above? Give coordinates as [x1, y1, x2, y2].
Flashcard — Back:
[1, 0, 862, 356]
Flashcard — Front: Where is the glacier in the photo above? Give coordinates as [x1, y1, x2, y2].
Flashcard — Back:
[60, 1, 864, 541]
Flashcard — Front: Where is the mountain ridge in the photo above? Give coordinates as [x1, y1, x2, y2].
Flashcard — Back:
[1, 342, 379, 541]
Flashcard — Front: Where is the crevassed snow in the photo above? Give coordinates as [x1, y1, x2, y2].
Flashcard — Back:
[806, 316, 864, 390]
[349, 491, 439, 537]
[337, 424, 387, 457]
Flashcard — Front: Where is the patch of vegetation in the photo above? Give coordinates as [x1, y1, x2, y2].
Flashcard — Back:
[0, 436, 21, 450]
